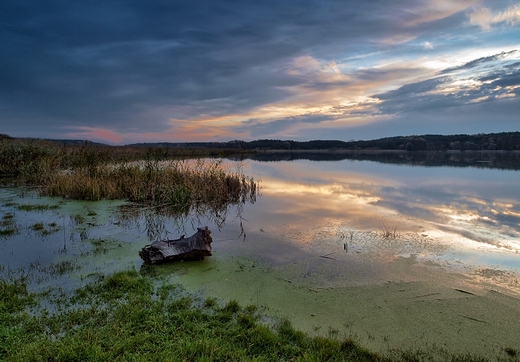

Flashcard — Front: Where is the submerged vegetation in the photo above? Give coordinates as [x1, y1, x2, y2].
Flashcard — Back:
[0, 212, 17, 237]
[379, 224, 399, 239]
[0, 138, 258, 213]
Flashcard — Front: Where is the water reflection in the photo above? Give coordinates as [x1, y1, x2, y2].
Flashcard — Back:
[239, 150, 520, 170]
[232, 156, 520, 283]
[0, 184, 254, 288]
[1, 155, 519, 294]
[2, 156, 518, 356]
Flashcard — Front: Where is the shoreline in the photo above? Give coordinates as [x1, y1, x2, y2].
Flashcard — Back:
[164, 229, 520, 359]
[162, 253, 520, 359]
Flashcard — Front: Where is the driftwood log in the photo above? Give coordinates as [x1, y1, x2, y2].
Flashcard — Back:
[139, 227, 213, 264]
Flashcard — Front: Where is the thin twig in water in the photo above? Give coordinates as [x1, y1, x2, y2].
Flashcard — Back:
[320, 252, 338, 260]
[379, 223, 398, 239]
[454, 288, 475, 295]
[411, 293, 441, 299]
[458, 315, 486, 323]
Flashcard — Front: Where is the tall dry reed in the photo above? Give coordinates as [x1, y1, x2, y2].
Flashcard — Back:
[44, 159, 257, 210]
[0, 138, 258, 211]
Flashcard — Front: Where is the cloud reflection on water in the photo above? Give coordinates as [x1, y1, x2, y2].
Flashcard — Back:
[241, 158, 520, 258]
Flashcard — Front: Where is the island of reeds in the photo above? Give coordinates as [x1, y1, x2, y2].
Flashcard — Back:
[0, 138, 257, 213]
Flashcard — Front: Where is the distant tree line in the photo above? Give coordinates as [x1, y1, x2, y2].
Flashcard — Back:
[129, 132, 520, 151]
[4, 132, 520, 151]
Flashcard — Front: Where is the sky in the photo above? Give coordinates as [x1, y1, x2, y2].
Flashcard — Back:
[1, 0, 519, 144]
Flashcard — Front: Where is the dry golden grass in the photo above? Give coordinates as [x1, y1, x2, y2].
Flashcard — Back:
[0, 139, 258, 210]
[44, 160, 257, 207]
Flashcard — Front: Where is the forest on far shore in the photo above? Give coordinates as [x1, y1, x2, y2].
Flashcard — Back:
[2, 131, 520, 151]
[128, 132, 520, 151]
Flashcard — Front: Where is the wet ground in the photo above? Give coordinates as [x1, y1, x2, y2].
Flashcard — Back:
[1, 156, 520, 358]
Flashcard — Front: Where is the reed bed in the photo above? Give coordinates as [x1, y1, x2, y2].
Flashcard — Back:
[44, 159, 257, 208]
[0, 139, 258, 210]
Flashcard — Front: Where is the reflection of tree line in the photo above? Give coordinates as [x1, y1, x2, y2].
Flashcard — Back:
[236, 150, 520, 170]
[114, 201, 250, 243]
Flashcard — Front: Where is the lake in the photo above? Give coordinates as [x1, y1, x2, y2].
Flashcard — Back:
[1, 151, 520, 357]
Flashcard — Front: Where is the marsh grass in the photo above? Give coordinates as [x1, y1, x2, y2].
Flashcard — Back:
[89, 238, 123, 255]
[0, 139, 258, 214]
[0, 213, 17, 237]
[379, 223, 399, 239]
[17, 203, 61, 211]
[30, 222, 45, 231]
[0, 270, 506, 361]
[2, 212, 14, 220]
[42, 261, 78, 277]
[28, 221, 60, 235]
[0, 228, 15, 236]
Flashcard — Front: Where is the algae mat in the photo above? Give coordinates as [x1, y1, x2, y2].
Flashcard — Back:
[153, 248, 520, 359]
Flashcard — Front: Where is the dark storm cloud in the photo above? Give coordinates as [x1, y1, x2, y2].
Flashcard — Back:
[374, 77, 447, 102]
[0, 2, 341, 126]
[1, 0, 303, 128]
[486, 62, 520, 88]
[2, 0, 519, 142]
[0, 0, 473, 138]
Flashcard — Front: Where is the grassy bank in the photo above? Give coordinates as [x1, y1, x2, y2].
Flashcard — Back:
[1, 270, 384, 361]
[0, 139, 257, 211]
[2, 270, 501, 362]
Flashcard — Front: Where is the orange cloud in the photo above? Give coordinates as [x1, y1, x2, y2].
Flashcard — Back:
[64, 126, 124, 144]
[148, 55, 439, 140]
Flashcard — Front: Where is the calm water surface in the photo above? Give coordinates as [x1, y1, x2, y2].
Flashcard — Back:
[1, 155, 519, 291]
[2, 154, 520, 355]
[244, 157, 520, 252]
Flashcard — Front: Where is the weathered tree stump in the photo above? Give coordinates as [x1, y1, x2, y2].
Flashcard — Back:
[139, 227, 213, 264]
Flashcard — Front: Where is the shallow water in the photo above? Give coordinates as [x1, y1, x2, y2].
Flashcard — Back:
[1, 154, 520, 356]
[231, 156, 520, 278]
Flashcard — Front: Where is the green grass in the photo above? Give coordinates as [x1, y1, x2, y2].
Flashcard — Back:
[30, 222, 45, 231]
[0, 228, 15, 236]
[0, 213, 16, 236]
[0, 270, 512, 362]
[3, 269, 375, 361]
[17, 203, 60, 211]
[0, 277, 34, 314]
